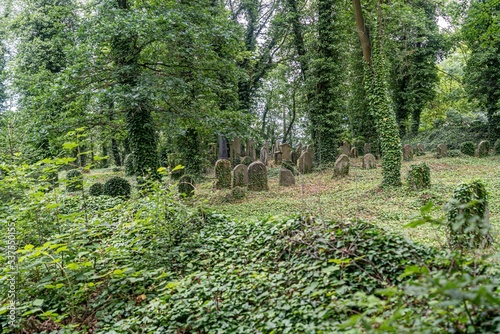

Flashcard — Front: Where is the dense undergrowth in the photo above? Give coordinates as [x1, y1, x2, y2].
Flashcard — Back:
[1, 160, 500, 333]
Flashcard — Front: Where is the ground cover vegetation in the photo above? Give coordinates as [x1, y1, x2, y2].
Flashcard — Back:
[1, 0, 500, 332]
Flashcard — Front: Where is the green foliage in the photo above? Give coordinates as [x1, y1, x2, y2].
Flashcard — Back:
[66, 169, 82, 192]
[103, 176, 131, 198]
[178, 174, 195, 198]
[407, 163, 431, 191]
[447, 149, 462, 157]
[281, 159, 297, 175]
[460, 141, 475, 156]
[446, 179, 491, 250]
[215, 159, 231, 189]
[231, 186, 246, 200]
[88, 182, 103, 196]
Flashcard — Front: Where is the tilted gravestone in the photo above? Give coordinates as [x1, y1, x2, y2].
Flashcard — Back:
[334, 154, 350, 177]
[247, 161, 269, 191]
[362, 153, 376, 169]
[215, 159, 232, 189]
[436, 143, 447, 158]
[279, 168, 295, 187]
[280, 143, 292, 161]
[350, 147, 358, 158]
[298, 150, 313, 174]
[231, 164, 248, 188]
[403, 144, 414, 161]
[260, 144, 269, 165]
[291, 150, 299, 164]
[477, 140, 490, 157]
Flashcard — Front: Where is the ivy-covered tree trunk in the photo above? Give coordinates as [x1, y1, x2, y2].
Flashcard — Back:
[353, 0, 401, 187]
[308, 0, 343, 164]
[113, 0, 157, 177]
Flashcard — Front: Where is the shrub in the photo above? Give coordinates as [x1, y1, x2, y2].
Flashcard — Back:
[178, 174, 195, 197]
[89, 182, 104, 196]
[446, 180, 492, 250]
[407, 163, 431, 190]
[460, 141, 475, 156]
[103, 176, 131, 198]
[66, 169, 83, 192]
[447, 149, 462, 157]
[495, 139, 500, 155]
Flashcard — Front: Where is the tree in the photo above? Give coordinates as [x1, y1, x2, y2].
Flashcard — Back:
[463, 0, 500, 142]
[353, 0, 402, 187]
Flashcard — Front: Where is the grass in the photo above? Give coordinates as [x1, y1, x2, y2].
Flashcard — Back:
[196, 153, 500, 250]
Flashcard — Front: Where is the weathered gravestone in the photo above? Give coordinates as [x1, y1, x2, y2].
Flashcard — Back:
[231, 164, 248, 188]
[364, 143, 371, 155]
[230, 137, 241, 165]
[350, 147, 358, 158]
[362, 153, 376, 169]
[298, 150, 313, 174]
[416, 143, 425, 156]
[291, 150, 299, 164]
[280, 143, 292, 161]
[305, 144, 314, 160]
[246, 140, 257, 161]
[334, 154, 350, 177]
[279, 168, 295, 187]
[260, 143, 269, 165]
[477, 140, 490, 157]
[247, 161, 269, 191]
[436, 144, 447, 158]
[178, 175, 195, 197]
[403, 144, 414, 161]
[296, 143, 302, 155]
[215, 159, 231, 189]
[340, 141, 351, 156]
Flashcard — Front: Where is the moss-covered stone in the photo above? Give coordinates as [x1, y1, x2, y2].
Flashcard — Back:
[436, 143, 447, 158]
[278, 168, 295, 187]
[231, 164, 248, 188]
[247, 161, 268, 191]
[281, 160, 297, 175]
[240, 156, 253, 166]
[362, 154, 376, 169]
[215, 159, 232, 189]
[407, 163, 431, 191]
[402, 144, 414, 161]
[333, 154, 349, 177]
[494, 139, 500, 155]
[124, 153, 135, 176]
[231, 186, 246, 200]
[477, 140, 489, 157]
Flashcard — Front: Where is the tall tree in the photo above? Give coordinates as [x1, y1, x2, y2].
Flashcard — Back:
[463, 0, 500, 142]
[353, 0, 402, 187]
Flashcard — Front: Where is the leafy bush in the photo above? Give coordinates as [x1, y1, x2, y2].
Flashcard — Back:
[407, 163, 431, 190]
[495, 139, 500, 155]
[66, 169, 82, 192]
[446, 179, 492, 250]
[460, 141, 475, 156]
[89, 182, 103, 196]
[103, 176, 131, 198]
[447, 149, 462, 157]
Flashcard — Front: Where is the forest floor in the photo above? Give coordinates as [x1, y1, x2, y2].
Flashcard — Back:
[197, 153, 500, 252]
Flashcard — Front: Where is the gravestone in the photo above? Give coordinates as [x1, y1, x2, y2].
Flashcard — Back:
[403, 144, 414, 161]
[231, 164, 248, 188]
[215, 159, 231, 189]
[260, 144, 269, 165]
[247, 161, 269, 191]
[298, 151, 313, 174]
[341, 141, 350, 156]
[477, 140, 490, 157]
[230, 137, 241, 164]
[280, 143, 292, 161]
[296, 143, 302, 155]
[362, 153, 376, 169]
[291, 150, 299, 164]
[436, 143, 447, 158]
[178, 175, 195, 197]
[305, 144, 314, 160]
[364, 143, 371, 155]
[218, 135, 228, 159]
[246, 139, 256, 161]
[208, 143, 217, 164]
[416, 143, 425, 156]
[350, 147, 358, 158]
[279, 168, 295, 187]
[334, 154, 350, 177]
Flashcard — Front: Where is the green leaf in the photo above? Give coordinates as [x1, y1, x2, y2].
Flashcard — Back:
[32, 299, 44, 307]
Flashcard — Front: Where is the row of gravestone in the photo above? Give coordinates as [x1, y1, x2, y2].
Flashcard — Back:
[332, 153, 377, 178]
[215, 160, 269, 191]
[402, 141, 491, 161]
